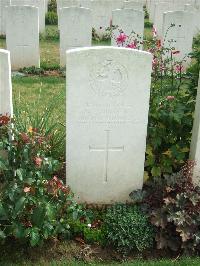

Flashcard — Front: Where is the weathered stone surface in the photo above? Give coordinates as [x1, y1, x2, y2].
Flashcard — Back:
[0, 49, 13, 116]
[123, 1, 143, 11]
[59, 7, 92, 66]
[66, 47, 152, 204]
[6, 5, 40, 70]
[162, 10, 195, 64]
[0, 0, 11, 35]
[91, 0, 124, 37]
[11, 0, 45, 32]
[190, 73, 200, 185]
[154, 2, 171, 37]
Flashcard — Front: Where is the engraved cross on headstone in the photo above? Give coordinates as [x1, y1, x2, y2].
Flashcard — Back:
[89, 130, 124, 182]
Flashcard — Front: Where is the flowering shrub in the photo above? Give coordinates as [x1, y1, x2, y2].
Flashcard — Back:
[146, 24, 195, 178]
[113, 24, 196, 178]
[111, 26, 143, 49]
[0, 115, 81, 246]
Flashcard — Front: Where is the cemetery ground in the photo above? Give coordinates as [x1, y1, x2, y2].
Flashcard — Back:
[2, 21, 200, 265]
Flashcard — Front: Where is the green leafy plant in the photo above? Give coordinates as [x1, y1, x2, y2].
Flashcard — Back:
[130, 161, 200, 253]
[67, 208, 106, 245]
[144, 21, 153, 28]
[0, 115, 80, 247]
[45, 12, 58, 25]
[112, 24, 196, 179]
[48, 0, 57, 12]
[104, 204, 154, 254]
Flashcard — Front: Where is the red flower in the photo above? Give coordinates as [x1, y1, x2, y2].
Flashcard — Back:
[157, 39, 162, 49]
[117, 33, 127, 44]
[34, 157, 43, 167]
[0, 114, 10, 126]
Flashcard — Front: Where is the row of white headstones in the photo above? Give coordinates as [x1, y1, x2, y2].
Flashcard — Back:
[1, 45, 200, 204]
[0, 0, 199, 69]
[147, 0, 200, 38]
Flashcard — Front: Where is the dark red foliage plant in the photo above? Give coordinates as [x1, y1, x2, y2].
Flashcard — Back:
[130, 160, 200, 254]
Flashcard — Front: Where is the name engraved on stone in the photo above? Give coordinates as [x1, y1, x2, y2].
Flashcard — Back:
[75, 104, 141, 124]
[90, 59, 128, 97]
[89, 130, 124, 182]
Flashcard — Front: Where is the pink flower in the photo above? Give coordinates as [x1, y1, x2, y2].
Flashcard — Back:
[34, 157, 43, 167]
[117, 33, 127, 44]
[126, 41, 137, 49]
[152, 58, 158, 68]
[175, 64, 184, 73]
[166, 96, 175, 101]
[24, 187, 31, 193]
[152, 25, 157, 38]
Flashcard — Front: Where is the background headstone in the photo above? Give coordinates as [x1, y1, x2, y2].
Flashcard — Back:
[123, 1, 143, 10]
[91, 0, 123, 37]
[111, 8, 144, 48]
[60, 7, 92, 66]
[162, 10, 195, 64]
[66, 46, 152, 204]
[11, 0, 46, 33]
[0, 49, 13, 116]
[0, 0, 11, 35]
[6, 5, 40, 70]
[154, 2, 171, 38]
[190, 73, 200, 185]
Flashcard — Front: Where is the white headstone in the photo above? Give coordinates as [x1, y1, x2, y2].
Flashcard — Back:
[184, 3, 200, 35]
[111, 8, 144, 49]
[184, 3, 196, 11]
[149, 0, 159, 22]
[91, 0, 124, 37]
[80, 0, 92, 8]
[45, 0, 48, 13]
[0, 49, 13, 116]
[60, 7, 92, 66]
[6, 5, 40, 70]
[154, 2, 171, 38]
[123, 1, 143, 10]
[190, 73, 200, 185]
[173, 0, 195, 11]
[11, 0, 46, 33]
[162, 11, 195, 64]
[0, 0, 11, 35]
[66, 46, 152, 204]
[57, 0, 80, 29]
